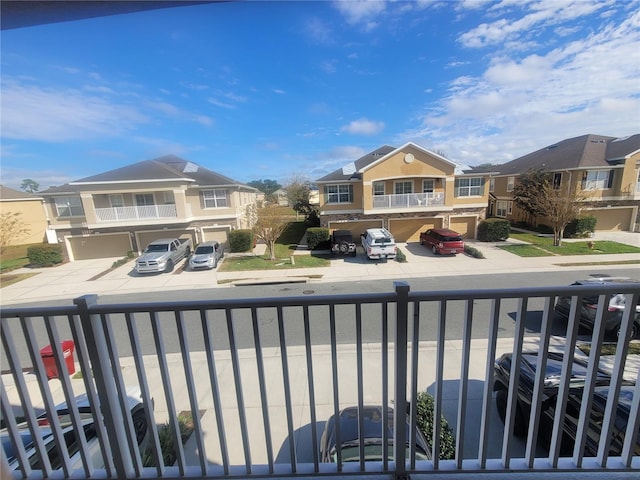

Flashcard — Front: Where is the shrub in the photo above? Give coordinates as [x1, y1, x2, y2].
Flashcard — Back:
[229, 229, 254, 252]
[306, 208, 321, 227]
[27, 244, 63, 267]
[477, 218, 510, 242]
[306, 227, 330, 250]
[415, 391, 456, 460]
[536, 224, 554, 234]
[564, 215, 597, 238]
[395, 248, 407, 263]
[464, 244, 485, 259]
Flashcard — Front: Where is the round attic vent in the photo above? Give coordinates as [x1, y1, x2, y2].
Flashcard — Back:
[404, 153, 415, 163]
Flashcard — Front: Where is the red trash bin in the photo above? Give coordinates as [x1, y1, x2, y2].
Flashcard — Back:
[40, 340, 76, 379]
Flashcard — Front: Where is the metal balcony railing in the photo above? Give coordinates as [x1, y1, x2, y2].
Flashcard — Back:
[372, 192, 445, 209]
[94, 204, 178, 222]
[1, 283, 639, 479]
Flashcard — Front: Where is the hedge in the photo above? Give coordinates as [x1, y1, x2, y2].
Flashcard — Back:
[415, 391, 456, 459]
[228, 229, 254, 252]
[564, 215, 597, 238]
[306, 227, 330, 250]
[27, 244, 63, 267]
[477, 218, 510, 241]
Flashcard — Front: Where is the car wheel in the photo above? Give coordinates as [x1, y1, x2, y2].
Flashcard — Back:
[131, 408, 148, 445]
[165, 260, 174, 273]
[616, 322, 639, 340]
[339, 241, 349, 253]
[495, 388, 527, 437]
[432, 246, 438, 255]
[213, 259, 218, 269]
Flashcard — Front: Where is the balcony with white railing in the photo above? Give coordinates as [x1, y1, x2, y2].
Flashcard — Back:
[372, 192, 445, 210]
[94, 204, 178, 222]
[1, 283, 639, 479]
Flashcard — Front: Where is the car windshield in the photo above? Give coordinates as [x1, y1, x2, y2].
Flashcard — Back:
[195, 246, 214, 254]
[335, 442, 429, 462]
[145, 244, 169, 253]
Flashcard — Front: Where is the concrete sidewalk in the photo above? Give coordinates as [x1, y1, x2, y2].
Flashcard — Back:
[1, 232, 639, 306]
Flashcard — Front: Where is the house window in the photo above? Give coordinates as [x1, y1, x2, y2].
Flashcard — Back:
[163, 191, 176, 204]
[395, 181, 413, 194]
[489, 178, 495, 192]
[373, 182, 385, 196]
[135, 193, 154, 206]
[454, 177, 484, 197]
[496, 201, 511, 217]
[422, 180, 434, 193]
[507, 176, 515, 192]
[325, 184, 352, 204]
[553, 172, 562, 189]
[202, 189, 228, 208]
[109, 194, 124, 208]
[582, 170, 614, 190]
[54, 196, 84, 217]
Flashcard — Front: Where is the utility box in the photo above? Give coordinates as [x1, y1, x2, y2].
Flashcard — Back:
[40, 340, 75, 379]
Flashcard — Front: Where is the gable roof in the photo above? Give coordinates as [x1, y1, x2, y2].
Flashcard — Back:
[69, 154, 249, 188]
[316, 143, 458, 182]
[0, 185, 43, 201]
[492, 134, 640, 176]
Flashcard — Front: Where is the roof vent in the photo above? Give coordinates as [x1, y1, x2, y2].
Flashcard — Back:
[183, 162, 198, 173]
[342, 162, 356, 176]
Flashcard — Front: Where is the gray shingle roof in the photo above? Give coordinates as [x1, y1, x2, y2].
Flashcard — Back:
[492, 134, 640, 175]
[70, 154, 247, 187]
[0, 185, 42, 200]
[316, 146, 396, 182]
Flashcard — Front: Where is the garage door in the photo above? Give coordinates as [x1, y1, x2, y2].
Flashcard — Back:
[202, 227, 229, 247]
[389, 218, 443, 242]
[450, 216, 476, 238]
[68, 233, 132, 261]
[137, 230, 195, 251]
[328, 220, 383, 237]
[586, 208, 633, 231]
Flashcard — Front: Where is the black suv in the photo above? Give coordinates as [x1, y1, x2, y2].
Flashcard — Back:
[554, 277, 640, 339]
[330, 230, 357, 257]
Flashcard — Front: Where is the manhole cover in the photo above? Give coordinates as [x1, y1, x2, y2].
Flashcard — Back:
[303, 290, 315, 295]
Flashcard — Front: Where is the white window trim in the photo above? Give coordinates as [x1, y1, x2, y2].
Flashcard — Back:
[455, 177, 484, 197]
[54, 196, 84, 217]
[202, 189, 228, 208]
[326, 184, 353, 204]
[109, 194, 124, 208]
[373, 181, 385, 196]
[422, 179, 434, 193]
[394, 180, 413, 195]
[506, 176, 515, 192]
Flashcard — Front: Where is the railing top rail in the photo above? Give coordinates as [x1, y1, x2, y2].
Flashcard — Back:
[2, 283, 637, 319]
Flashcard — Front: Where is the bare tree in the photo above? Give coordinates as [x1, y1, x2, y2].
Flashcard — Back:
[252, 204, 289, 260]
[0, 212, 30, 254]
[529, 179, 585, 247]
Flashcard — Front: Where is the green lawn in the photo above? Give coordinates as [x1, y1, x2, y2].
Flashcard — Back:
[0, 243, 40, 272]
[219, 221, 330, 272]
[500, 232, 640, 257]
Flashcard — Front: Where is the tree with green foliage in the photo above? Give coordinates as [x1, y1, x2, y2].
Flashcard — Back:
[20, 178, 40, 193]
[246, 179, 281, 195]
[285, 177, 312, 220]
[0, 212, 30, 254]
[253, 204, 289, 260]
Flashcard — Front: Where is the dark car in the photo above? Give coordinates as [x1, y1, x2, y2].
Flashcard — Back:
[330, 230, 357, 257]
[419, 228, 464, 255]
[554, 277, 640, 339]
[493, 351, 638, 456]
[319, 405, 431, 463]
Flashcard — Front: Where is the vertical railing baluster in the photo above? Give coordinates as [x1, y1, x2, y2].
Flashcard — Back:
[393, 282, 410, 474]
[329, 304, 342, 469]
[479, 298, 501, 468]
[456, 298, 473, 468]
[433, 300, 447, 466]
[356, 303, 365, 471]
[225, 307, 252, 473]
[409, 300, 420, 469]
[251, 307, 274, 473]
[277, 306, 296, 472]
[201, 309, 230, 474]
[303, 305, 319, 471]
[382, 302, 389, 472]
[621, 369, 640, 466]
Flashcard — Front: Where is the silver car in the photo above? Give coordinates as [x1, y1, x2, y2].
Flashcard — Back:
[189, 241, 224, 270]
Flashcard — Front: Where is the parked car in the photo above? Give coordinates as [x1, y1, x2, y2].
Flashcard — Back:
[319, 405, 431, 463]
[493, 351, 637, 455]
[554, 277, 640, 339]
[360, 228, 397, 261]
[330, 230, 357, 257]
[419, 228, 464, 255]
[189, 241, 224, 270]
[135, 237, 193, 274]
[2, 387, 151, 472]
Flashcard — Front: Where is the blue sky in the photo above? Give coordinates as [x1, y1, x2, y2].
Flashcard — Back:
[1, 0, 639, 191]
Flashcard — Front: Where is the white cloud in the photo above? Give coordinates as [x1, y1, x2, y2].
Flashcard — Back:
[333, 0, 386, 30]
[341, 118, 385, 135]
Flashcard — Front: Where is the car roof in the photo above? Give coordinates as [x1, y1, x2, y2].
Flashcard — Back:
[428, 228, 461, 235]
[365, 228, 393, 238]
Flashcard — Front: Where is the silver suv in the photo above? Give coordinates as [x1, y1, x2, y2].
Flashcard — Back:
[360, 228, 397, 260]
